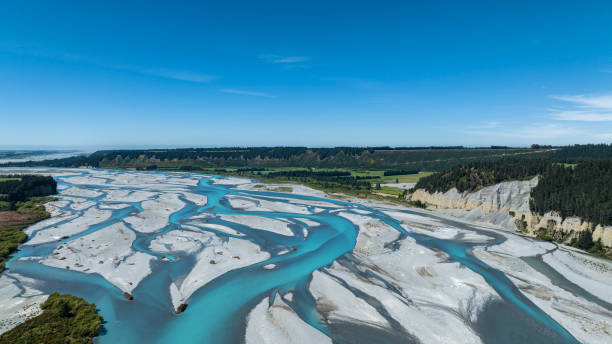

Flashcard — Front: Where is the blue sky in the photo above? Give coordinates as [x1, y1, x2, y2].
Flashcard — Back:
[1, 1, 611, 148]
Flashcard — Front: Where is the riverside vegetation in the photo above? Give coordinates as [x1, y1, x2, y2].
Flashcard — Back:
[4, 144, 612, 256]
[413, 151, 612, 258]
[0, 175, 57, 273]
[1, 146, 610, 341]
[0, 145, 550, 203]
[0, 175, 104, 342]
[0, 292, 103, 344]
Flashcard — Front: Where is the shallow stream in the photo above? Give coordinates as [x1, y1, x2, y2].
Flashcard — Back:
[6, 170, 583, 343]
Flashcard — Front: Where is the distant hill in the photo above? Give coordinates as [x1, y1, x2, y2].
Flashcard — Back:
[0, 146, 552, 171]
[0, 150, 82, 164]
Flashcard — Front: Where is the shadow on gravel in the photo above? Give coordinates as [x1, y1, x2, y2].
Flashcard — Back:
[473, 300, 574, 344]
[328, 320, 420, 344]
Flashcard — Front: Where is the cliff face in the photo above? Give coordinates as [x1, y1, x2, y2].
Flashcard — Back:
[409, 177, 612, 248]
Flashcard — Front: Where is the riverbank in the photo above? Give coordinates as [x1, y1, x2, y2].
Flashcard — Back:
[0, 196, 57, 273]
[407, 180, 612, 258]
[0, 179, 60, 333]
[0, 169, 610, 343]
[0, 292, 103, 343]
[237, 178, 612, 343]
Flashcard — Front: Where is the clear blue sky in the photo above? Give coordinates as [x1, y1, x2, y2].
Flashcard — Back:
[1, 1, 611, 148]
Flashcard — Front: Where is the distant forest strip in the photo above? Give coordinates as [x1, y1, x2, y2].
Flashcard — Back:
[414, 157, 612, 227]
[0, 146, 554, 171]
[383, 169, 419, 176]
[548, 143, 612, 162]
[266, 170, 351, 177]
[4, 144, 610, 171]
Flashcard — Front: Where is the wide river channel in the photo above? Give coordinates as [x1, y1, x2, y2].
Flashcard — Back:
[7, 169, 589, 343]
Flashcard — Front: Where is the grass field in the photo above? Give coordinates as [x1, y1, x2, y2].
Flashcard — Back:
[191, 167, 433, 181]
[375, 185, 405, 196]
[153, 165, 437, 199]
[355, 171, 434, 183]
[553, 162, 577, 169]
[184, 167, 434, 198]
[0, 177, 21, 182]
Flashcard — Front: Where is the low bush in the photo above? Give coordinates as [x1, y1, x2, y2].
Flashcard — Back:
[0, 292, 103, 343]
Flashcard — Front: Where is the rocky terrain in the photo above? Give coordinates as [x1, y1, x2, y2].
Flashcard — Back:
[409, 177, 612, 248]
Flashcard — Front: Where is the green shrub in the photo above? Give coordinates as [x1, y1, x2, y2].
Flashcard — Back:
[575, 230, 594, 250]
[0, 201, 10, 211]
[535, 228, 554, 241]
[0, 292, 103, 344]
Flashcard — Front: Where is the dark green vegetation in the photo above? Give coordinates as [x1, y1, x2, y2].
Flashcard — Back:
[0, 196, 56, 273]
[549, 143, 612, 162]
[0, 175, 57, 203]
[413, 144, 612, 258]
[530, 160, 612, 226]
[530, 223, 612, 260]
[0, 226, 27, 273]
[2, 144, 610, 255]
[414, 159, 550, 193]
[1, 146, 551, 171]
[569, 231, 609, 258]
[0, 146, 550, 200]
[0, 177, 103, 340]
[262, 170, 371, 192]
[239, 169, 373, 197]
[0, 175, 57, 273]
[546, 231, 604, 257]
[413, 143, 612, 194]
[0, 292, 103, 344]
[383, 169, 419, 176]
[231, 168, 431, 198]
[414, 158, 612, 228]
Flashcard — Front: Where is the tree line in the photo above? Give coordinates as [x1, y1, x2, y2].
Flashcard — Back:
[266, 170, 351, 178]
[0, 146, 552, 171]
[413, 157, 612, 227]
[383, 169, 419, 176]
[260, 170, 372, 191]
[0, 175, 57, 203]
[550, 143, 612, 162]
[530, 160, 612, 226]
[413, 158, 550, 193]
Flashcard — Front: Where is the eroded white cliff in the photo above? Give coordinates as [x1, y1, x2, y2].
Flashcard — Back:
[409, 177, 612, 247]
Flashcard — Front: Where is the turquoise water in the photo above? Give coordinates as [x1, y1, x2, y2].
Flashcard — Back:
[6, 170, 580, 343]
